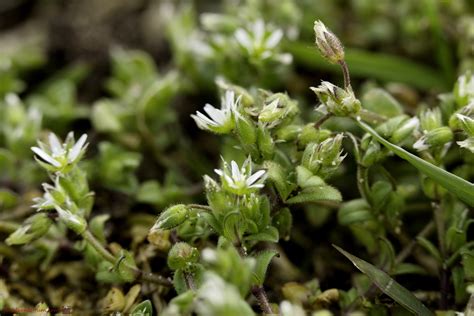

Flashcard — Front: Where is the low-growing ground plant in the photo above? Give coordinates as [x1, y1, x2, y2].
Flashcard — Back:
[0, 0, 473, 315]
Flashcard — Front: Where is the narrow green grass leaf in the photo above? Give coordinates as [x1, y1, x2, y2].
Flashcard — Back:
[334, 245, 433, 316]
[356, 120, 474, 206]
[286, 41, 449, 90]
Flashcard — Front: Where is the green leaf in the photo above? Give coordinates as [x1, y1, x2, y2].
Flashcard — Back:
[362, 88, 403, 118]
[356, 120, 474, 206]
[338, 199, 373, 226]
[245, 226, 279, 243]
[392, 263, 428, 276]
[286, 185, 342, 204]
[131, 300, 153, 316]
[334, 245, 433, 316]
[252, 250, 278, 286]
[416, 237, 442, 263]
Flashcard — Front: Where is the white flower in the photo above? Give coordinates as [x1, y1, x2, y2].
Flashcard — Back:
[31, 132, 88, 171]
[234, 20, 291, 64]
[458, 137, 474, 153]
[191, 90, 239, 134]
[214, 157, 266, 195]
[413, 136, 429, 151]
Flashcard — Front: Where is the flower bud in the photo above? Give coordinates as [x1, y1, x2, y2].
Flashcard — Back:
[454, 72, 474, 108]
[296, 166, 325, 189]
[56, 207, 87, 234]
[301, 134, 345, 179]
[235, 113, 256, 147]
[298, 125, 331, 148]
[275, 125, 300, 142]
[258, 93, 298, 128]
[313, 20, 345, 64]
[391, 117, 419, 143]
[413, 127, 453, 151]
[458, 137, 474, 153]
[419, 108, 442, 132]
[152, 204, 189, 230]
[311, 81, 360, 116]
[167, 242, 200, 270]
[6, 213, 53, 245]
[257, 124, 274, 160]
[456, 114, 474, 136]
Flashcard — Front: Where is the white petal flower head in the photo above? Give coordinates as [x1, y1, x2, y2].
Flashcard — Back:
[234, 19, 290, 64]
[214, 157, 266, 195]
[191, 90, 239, 134]
[31, 132, 88, 172]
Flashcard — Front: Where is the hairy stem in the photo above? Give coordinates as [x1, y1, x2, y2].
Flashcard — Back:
[251, 285, 274, 315]
[338, 60, 351, 90]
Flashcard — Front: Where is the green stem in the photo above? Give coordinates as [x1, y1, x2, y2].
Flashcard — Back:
[446, 241, 474, 268]
[81, 229, 172, 286]
[357, 165, 372, 205]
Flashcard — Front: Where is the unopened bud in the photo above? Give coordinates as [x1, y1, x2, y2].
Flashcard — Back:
[454, 72, 474, 108]
[456, 114, 474, 136]
[311, 81, 360, 116]
[152, 204, 189, 230]
[313, 20, 345, 64]
[56, 207, 87, 234]
[391, 117, 419, 143]
[414, 127, 453, 151]
[235, 113, 257, 145]
[419, 108, 442, 132]
[6, 213, 53, 245]
[167, 242, 200, 270]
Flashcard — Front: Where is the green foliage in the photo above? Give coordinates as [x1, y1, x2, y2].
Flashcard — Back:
[1, 1, 474, 315]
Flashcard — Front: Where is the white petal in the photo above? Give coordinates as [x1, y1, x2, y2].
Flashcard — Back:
[235, 29, 253, 51]
[32, 147, 61, 167]
[204, 104, 226, 124]
[231, 161, 240, 181]
[246, 170, 266, 186]
[266, 29, 283, 49]
[48, 133, 63, 157]
[194, 112, 218, 126]
[253, 20, 265, 44]
[68, 134, 88, 162]
[214, 169, 224, 176]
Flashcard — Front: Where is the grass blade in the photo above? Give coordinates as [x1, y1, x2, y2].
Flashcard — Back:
[356, 120, 474, 206]
[334, 245, 433, 316]
[285, 41, 449, 90]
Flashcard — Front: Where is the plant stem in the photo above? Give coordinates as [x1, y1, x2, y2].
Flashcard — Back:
[314, 113, 333, 129]
[394, 221, 435, 265]
[81, 229, 172, 286]
[356, 165, 372, 205]
[338, 60, 351, 90]
[251, 285, 274, 315]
